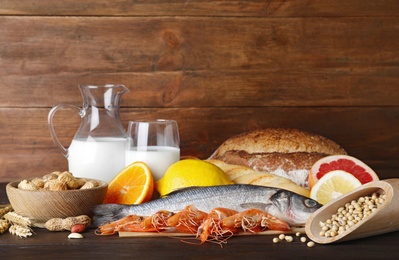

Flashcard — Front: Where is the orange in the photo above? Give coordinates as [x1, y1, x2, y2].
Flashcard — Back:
[103, 161, 154, 204]
[309, 155, 379, 189]
[310, 170, 362, 205]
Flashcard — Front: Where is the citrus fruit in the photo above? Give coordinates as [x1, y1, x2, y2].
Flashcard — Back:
[155, 159, 233, 196]
[103, 161, 154, 204]
[310, 170, 362, 205]
[309, 155, 379, 189]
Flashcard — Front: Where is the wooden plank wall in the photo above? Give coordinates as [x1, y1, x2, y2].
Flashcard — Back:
[0, 0, 398, 182]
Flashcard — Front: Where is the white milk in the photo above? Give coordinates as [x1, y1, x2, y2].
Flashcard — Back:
[125, 146, 180, 180]
[68, 137, 126, 183]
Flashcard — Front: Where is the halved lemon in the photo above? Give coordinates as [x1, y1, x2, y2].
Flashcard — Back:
[103, 161, 154, 204]
[310, 170, 362, 205]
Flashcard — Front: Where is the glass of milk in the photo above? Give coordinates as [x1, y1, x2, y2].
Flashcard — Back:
[125, 119, 180, 180]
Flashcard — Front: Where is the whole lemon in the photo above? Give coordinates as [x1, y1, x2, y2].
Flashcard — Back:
[155, 159, 233, 196]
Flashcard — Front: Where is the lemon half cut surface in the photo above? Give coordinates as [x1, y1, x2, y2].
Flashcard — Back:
[310, 170, 362, 205]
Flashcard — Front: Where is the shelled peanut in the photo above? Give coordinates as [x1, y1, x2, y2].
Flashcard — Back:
[17, 171, 99, 191]
[318, 192, 386, 238]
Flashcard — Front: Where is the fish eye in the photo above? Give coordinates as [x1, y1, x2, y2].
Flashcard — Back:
[304, 199, 318, 208]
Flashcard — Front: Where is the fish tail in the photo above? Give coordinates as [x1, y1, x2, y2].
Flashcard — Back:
[91, 203, 131, 227]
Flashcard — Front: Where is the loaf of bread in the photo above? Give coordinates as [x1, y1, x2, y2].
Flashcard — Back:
[207, 159, 310, 197]
[209, 128, 347, 188]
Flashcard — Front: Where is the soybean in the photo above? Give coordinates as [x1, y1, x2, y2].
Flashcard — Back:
[318, 192, 386, 238]
[307, 241, 315, 248]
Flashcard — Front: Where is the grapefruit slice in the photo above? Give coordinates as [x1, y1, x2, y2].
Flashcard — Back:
[309, 155, 379, 189]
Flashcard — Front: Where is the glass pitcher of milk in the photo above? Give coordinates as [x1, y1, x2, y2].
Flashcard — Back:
[48, 84, 129, 183]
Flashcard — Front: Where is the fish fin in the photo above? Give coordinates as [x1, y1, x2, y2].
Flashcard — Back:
[239, 202, 272, 211]
[91, 203, 130, 227]
[160, 186, 205, 197]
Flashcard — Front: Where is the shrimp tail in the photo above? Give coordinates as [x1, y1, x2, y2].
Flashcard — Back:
[91, 203, 131, 227]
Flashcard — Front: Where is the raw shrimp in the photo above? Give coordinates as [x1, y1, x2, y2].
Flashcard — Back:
[222, 208, 291, 233]
[197, 207, 239, 244]
[95, 206, 290, 241]
[95, 214, 144, 235]
[96, 210, 174, 234]
[167, 205, 208, 234]
[120, 210, 174, 232]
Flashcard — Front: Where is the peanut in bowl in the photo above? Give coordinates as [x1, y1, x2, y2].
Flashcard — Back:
[6, 177, 108, 225]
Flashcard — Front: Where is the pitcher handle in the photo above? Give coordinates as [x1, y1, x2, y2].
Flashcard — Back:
[48, 104, 82, 158]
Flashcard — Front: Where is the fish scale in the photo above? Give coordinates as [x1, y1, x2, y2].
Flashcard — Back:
[92, 184, 321, 227]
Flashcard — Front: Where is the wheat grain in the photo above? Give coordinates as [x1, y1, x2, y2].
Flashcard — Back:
[0, 219, 10, 234]
[0, 204, 13, 218]
[9, 224, 33, 238]
[3, 212, 32, 228]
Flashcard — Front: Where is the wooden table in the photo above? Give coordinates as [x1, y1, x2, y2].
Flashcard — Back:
[1, 182, 398, 259]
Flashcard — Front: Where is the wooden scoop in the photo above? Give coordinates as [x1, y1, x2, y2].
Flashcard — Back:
[305, 178, 399, 244]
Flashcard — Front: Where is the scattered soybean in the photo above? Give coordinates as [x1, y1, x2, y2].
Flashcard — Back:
[272, 232, 315, 248]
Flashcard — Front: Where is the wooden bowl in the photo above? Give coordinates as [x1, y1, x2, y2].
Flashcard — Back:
[305, 179, 399, 244]
[6, 179, 108, 225]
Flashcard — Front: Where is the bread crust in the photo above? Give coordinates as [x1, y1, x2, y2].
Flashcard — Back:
[209, 128, 347, 188]
[210, 128, 347, 158]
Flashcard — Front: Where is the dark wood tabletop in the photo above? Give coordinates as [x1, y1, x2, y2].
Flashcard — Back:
[1, 2, 398, 259]
[1, 183, 398, 259]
